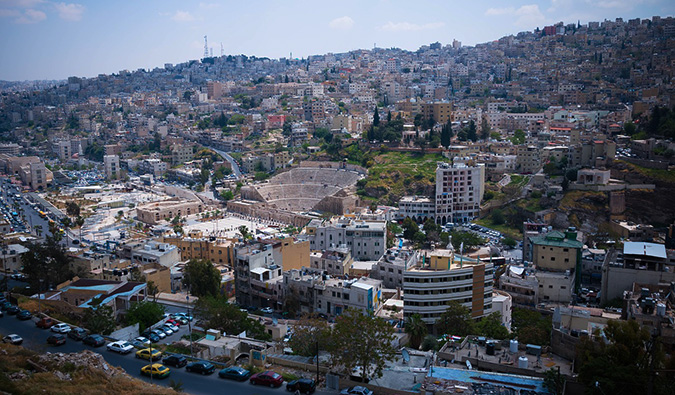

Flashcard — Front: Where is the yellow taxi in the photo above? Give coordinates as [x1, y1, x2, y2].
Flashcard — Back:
[135, 348, 162, 361]
[140, 363, 170, 379]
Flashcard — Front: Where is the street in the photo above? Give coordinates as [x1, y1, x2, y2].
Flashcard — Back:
[0, 313, 330, 395]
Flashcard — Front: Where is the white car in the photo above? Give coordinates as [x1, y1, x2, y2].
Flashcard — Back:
[260, 307, 274, 314]
[3, 334, 23, 345]
[51, 323, 72, 333]
[106, 340, 134, 354]
[135, 336, 151, 347]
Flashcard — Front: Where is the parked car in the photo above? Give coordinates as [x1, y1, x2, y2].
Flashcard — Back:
[6, 305, 20, 315]
[36, 317, 55, 329]
[51, 323, 71, 333]
[16, 309, 32, 320]
[68, 327, 87, 341]
[185, 361, 215, 375]
[146, 333, 161, 343]
[260, 307, 274, 314]
[164, 323, 179, 332]
[2, 334, 23, 345]
[82, 334, 105, 347]
[1, 301, 13, 310]
[340, 386, 373, 395]
[250, 371, 283, 387]
[140, 364, 170, 379]
[150, 329, 167, 339]
[175, 312, 193, 321]
[162, 355, 188, 368]
[218, 366, 250, 381]
[136, 348, 162, 361]
[47, 334, 66, 346]
[170, 315, 188, 325]
[160, 325, 175, 335]
[134, 336, 151, 347]
[286, 378, 316, 394]
[165, 318, 181, 327]
[107, 340, 134, 354]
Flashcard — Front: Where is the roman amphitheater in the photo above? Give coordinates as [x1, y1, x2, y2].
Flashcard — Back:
[228, 161, 366, 226]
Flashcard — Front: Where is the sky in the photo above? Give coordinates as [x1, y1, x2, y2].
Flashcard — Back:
[1, 0, 674, 81]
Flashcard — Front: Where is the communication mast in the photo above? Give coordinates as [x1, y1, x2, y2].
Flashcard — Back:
[220, 42, 224, 57]
[203, 35, 209, 58]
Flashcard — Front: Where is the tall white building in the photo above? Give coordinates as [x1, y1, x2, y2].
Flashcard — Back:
[434, 160, 485, 225]
[104, 154, 120, 180]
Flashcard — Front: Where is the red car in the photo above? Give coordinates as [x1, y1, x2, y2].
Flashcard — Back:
[165, 319, 181, 327]
[250, 371, 283, 387]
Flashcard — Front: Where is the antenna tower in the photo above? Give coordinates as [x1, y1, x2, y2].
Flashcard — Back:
[203, 35, 209, 58]
[220, 42, 224, 56]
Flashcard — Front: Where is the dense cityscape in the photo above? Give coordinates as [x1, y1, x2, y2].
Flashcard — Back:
[0, 10, 675, 395]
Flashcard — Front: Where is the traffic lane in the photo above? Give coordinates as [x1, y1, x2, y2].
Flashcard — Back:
[0, 316, 310, 395]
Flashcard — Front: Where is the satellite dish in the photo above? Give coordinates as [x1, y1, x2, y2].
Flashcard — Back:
[402, 349, 410, 364]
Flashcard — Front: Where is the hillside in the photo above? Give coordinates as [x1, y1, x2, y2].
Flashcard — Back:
[0, 344, 177, 395]
[358, 151, 444, 205]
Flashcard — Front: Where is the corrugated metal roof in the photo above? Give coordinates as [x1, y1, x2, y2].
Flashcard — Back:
[623, 242, 667, 259]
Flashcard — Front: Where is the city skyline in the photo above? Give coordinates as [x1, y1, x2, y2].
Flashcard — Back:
[1, 0, 674, 81]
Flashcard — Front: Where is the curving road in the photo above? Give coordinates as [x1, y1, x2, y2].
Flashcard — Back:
[207, 147, 242, 179]
[0, 314, 329, 395]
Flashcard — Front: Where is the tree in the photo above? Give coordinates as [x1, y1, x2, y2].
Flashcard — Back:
[474, 312, 509, 339]
[220, 190, 234, 201]
[436, 301, 474, 336]
[147, 280, 159, 302]
[511, 129, 526, 145]
[543, 367, 565, 395]
[373, 106, 380, 127]
[405, 314, 427, 349]
[512, 307, 551, 346]
[125, 301, 165, 333]
[503, 237, 517, 249]
[182, 259, 221, 298]
[195, 296, 271, 341]
[65, 201, 80, 217]
[491, 209, 505, 225]
[238, 225, 252, 240]
[466, 120, 478, 142]
[331, 309, 397, 380]
[441, 121, 452, 148]
[577, 319, 672, 395]
[480, 118, 491, 140]
[21, 236, 74, 290]
[83, 304, 116, 335]
[200, 167, 210, 185]
[449, 230, 485, 251]
[288, 314, 332, 356]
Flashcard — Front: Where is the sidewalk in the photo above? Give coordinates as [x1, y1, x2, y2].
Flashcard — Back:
[155, 292, 198, 309]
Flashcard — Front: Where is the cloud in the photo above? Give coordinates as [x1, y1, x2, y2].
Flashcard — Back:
[171, 10, 195, 22]
[485, 7, 515, 16]
[485, 4, 546, 28]
[199, 2, 220, 9]
[329, 16, 354, 30]
[15, 8, 46, 23]
[53, 2, 84, 21]
[380, 21, 444, 32]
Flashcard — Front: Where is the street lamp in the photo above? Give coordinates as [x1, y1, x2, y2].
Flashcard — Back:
[187, 295, 193, 358]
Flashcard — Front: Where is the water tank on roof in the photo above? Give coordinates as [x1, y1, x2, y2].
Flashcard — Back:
[657, 303, 666, 317]
[486, 342, 495, 356]
[518, 356, 529, 369]
[510, 340, 518, 353]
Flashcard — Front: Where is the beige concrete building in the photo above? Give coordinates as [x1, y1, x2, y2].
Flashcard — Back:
[136, 199, 206, 225]
[531, 229, 583, 273]
[516, 145, 541, 174]
[104, 154, 121, 180]
[171, 144, 194, 165]
[162, 231, 235, 266]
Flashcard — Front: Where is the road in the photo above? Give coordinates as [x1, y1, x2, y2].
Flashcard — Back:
[208, 147, 242, 179]
[0, 314, 331, 395]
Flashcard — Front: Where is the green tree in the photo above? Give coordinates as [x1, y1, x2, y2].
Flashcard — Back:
[577, 319, 671, 395]
[512, 307, 551, 346]
[543, 367, 565, 395]
[125, 301, 166, 333]
[83, 304, 116, 335]
[373, 106, 380, 127]
[474, 312, 509, 339]
[449, 230, 485, 251]
[480, 118, 491, 140]
[402, 217, 419, 241]
[503, 237, 517, 249]
[491, 209, 505, 225]
[238, 225, 251, 240]
[200, 167, 210, 185]
[331, 309, 397, 380]
[405, 313, 428, 349]
[441, 120, 453, 147]
[436, 301, 474, 336]
[510, 129, 526, 145]
[21, 236, 75, 290]
[220, 190, 234, 201]
[65, 201, 80, 217]
[288, 314, 332, 356]
[182, 259, 221, 297]
[194, 296, 271, 341]
[466, 120, 477, 142]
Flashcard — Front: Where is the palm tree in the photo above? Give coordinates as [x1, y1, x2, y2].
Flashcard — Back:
[405, 313, 428, 350]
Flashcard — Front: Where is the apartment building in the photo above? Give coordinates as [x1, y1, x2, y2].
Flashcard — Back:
[131, 241, 181, 267]
[104, 154, 120, 180]
[310, 246, 353, 276]
[516, 145, 541, 174]
[171, 144, 194, 165]
[136, 199, 205, 224]
[398, 196, 435, 223]
[138, 158, 167, 177]
[371, 249, 419, 289]
[434, 160, 485, 225]
[305, 218, 386, 261]
[403, 249, 494, 327]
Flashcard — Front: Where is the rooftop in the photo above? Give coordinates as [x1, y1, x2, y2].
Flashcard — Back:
[623, 242, 667, 259]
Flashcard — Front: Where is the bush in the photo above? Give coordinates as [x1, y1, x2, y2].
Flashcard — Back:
[421, 335, 438, 351]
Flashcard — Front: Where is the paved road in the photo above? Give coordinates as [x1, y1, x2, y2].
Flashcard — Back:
[208, 147, 242, 179]
[0, 314, 331, 395]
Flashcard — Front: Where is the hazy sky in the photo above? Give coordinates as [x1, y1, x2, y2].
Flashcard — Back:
[1, 0, 673, 81]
